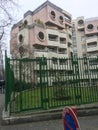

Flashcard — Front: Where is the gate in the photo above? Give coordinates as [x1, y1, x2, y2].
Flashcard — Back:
[5, 54, 98, 114]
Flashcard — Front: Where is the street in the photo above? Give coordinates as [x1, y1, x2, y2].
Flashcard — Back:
[0, 94, 98, 130]
[0, 116, 98, 130]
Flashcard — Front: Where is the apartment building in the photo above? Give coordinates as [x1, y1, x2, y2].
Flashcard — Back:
[72, 17, 98, 57]
[10, 1, 72, 59]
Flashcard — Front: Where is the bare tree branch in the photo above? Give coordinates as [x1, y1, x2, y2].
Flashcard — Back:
[0, 27, 4, 40]
[0, 0, 19, 48]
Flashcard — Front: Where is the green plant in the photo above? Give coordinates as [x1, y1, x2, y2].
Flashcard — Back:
[53, 75, 71, 100]
[35, 19, 44, 27]
[14, 79, 35, 92]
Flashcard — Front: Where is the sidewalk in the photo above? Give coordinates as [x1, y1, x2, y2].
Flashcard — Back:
[2, 102, 98, 125]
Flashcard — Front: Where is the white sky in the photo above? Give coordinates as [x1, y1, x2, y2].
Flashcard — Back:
[18, 0, 98, 20]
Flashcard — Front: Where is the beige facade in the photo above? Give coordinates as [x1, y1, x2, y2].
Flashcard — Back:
[72, 17, 98, 57]
[10, 1, 72, 59]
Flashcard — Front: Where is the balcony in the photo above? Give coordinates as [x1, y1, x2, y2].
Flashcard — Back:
[47, 49, 58, 58]
[59, 31, 66, 38]
[68, 47, 73, 53]
[47, 33, 59, 47]
[86, 36, 98, 43]
[59, 37, 67, 48]
[64, 18, 72, 27]
[77, 25, 84, 31]
[67, 29, 72, 35]
[87, 45, 98, 52]
[34, 49, 48, 58]
[58, 52, 68, 59]
[59, 43, 67, 48]
[47, 39, 59, 47]
[47, 28, 59, 35]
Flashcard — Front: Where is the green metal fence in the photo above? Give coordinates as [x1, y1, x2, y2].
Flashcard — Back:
[5, 55, 98, 114]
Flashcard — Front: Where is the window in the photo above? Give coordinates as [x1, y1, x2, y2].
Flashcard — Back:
[87, 24, 94, 30]
[69, 34, 71, 39]
[81, 36, 85, 42]
[78, 20, 84, 25]
[52, 57, 58, 64]
[60, 38, 66, 44]
[72, 37, 76, 43]
[72, 31, 76, 36]
[87, 42, 97, 48]
[73, 47, 77, 52]
[72, 24, 75, 28]
[58, 49, 67, 54]
[19, 34, 23, 43]
[50, 11, 56, 20]
[59, 16, 63, 24]
[82, 53, 86, 57]
[82, 44, 86, 49]
[48, 34, 58, 41]
[59, 59, 68, 65]
[38, 31, 45, 41]
[24, 20, 28, 26]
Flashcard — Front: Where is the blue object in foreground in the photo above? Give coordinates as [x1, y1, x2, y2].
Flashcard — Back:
[62, 107, 80, 130]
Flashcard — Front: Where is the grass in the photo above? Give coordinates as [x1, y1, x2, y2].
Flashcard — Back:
[10, 85, 98, 113]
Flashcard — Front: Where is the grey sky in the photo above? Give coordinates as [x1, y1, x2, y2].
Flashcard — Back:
[18, 0, 98, 19]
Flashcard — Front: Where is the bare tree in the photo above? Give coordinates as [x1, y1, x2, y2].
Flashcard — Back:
[0, 0, 19, 46]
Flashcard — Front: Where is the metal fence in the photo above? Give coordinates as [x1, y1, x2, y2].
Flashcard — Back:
[5, 54, 98, 114]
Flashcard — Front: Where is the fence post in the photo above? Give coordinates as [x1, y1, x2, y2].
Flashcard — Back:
[19, 59, 22, 111]
[39, 58, 43, 108]
[5, 51, 10, 112]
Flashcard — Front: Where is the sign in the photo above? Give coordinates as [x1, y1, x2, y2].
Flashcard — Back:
[62, 106, 81, 130]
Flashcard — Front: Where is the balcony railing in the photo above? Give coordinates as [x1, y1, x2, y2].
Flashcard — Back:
[87, 44, 97, 48]
[34, 49, 47, 52]
[48, 49, 57, 53]
[60, 41, 66, 44]
[86, 36, 98, 40]
[59, 52, 67, 54]
[48, 38, 58, 42]
[64, 18, 71, 24]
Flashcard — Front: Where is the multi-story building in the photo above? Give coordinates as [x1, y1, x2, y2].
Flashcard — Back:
[10, 1, 72, 59]
[9, 1, 98, 88]
[72, 17, 98, 57]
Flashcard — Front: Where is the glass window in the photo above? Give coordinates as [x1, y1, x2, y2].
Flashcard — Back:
[81, 36, 85, 42]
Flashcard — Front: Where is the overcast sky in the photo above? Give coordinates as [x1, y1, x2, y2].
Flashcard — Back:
[18, 0, 98, 19]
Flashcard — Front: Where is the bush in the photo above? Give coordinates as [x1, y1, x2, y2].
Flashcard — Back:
[14, 80, 35, 92]
[54, 86, 70, 100]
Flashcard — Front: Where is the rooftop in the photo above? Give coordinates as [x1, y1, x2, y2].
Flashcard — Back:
[85, 17, 98, 22]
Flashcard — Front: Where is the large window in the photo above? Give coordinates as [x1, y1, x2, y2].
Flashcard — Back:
[60, 38, 66, 44]
[52, 57, 58, 64]
[19, 34, 23, 43]
[78, 19, 84, 26]
[50, 11, 56, 20]
[38, 31, 45, 41]
[58, 48, 67, 54]
[48, 34, 58, 41]
[87, 24, 94, 30]
[81, 36, 85, 42]
[59, 16, 63, 24]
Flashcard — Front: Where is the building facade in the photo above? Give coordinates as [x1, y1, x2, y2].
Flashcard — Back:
[72, 17, 98, 57]
[10, 1, 73, 59]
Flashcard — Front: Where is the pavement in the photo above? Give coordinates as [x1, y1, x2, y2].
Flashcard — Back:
[1, 93, 98, 129]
